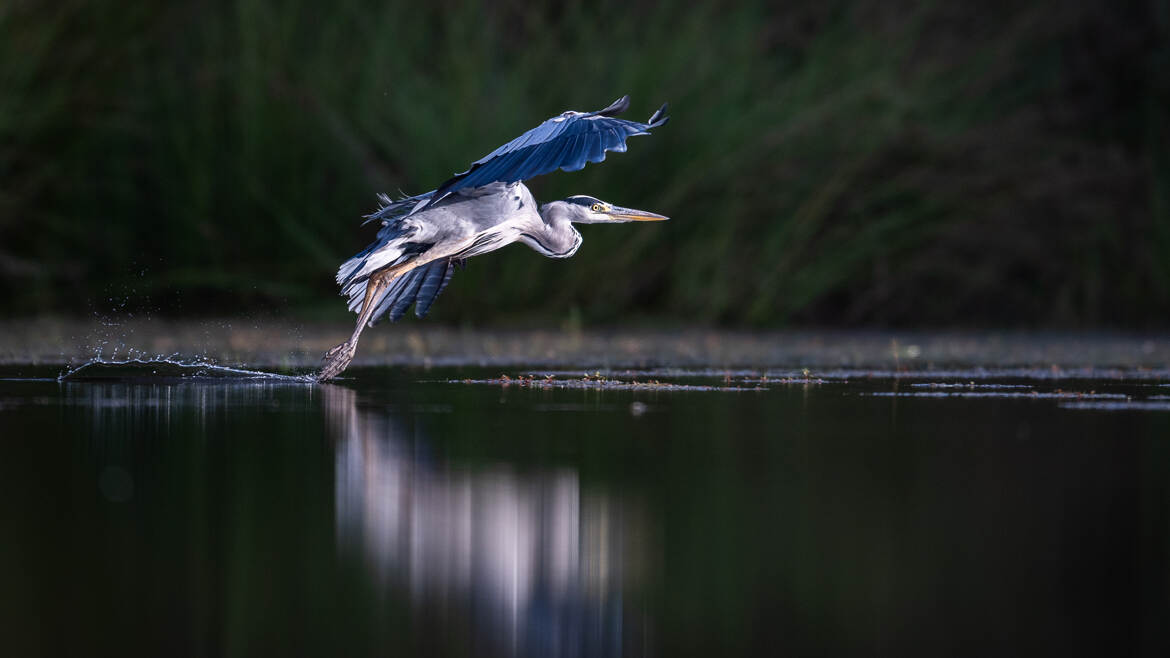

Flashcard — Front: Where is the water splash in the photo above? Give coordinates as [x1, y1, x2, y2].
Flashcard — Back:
[57, 355, 316, 383]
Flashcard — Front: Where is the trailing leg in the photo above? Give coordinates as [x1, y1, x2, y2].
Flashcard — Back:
[317, 261, 417, 381]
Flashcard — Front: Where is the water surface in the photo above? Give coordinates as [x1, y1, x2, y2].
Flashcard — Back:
[2, 362, 1168, 656]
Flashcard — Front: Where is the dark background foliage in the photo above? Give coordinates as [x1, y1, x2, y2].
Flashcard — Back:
[1, 0, 1167, 327]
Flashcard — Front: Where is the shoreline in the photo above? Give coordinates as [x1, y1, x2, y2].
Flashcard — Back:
[2, 318, 1168, 370]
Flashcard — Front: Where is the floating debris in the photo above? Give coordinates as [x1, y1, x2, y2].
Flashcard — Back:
[451, 373, 763, 392]
[524, 368, 778, 379]
[835, 367, 1170, 382]
[739, 375, 836, 385]
[523, 366, 1170, 383]
[522, 369, 835, 386]
[865, 391, 1129, 400]
[863, 387, 1170, 411]
[910, 383, 1034, 390]
[1059, 401, 1170, 412]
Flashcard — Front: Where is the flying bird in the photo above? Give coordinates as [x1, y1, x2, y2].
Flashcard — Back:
[318, 95, 669, 381]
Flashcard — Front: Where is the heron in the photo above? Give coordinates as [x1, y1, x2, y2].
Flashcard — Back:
[317, 95, 669, 381]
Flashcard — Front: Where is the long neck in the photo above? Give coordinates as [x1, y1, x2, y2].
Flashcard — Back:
[523, 203, 582, 259]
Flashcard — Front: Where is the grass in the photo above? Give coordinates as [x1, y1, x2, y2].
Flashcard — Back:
[1, 0, 1166, 327]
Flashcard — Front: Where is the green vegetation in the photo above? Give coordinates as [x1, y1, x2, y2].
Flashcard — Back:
[1, 0, 1167, 326]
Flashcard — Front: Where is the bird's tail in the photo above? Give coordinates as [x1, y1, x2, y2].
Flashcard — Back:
[336, 253, 366, 289]
[337, 211, 425, 309]
[337, 256, 371, 313]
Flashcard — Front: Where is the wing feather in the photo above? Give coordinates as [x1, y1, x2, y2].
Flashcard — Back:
[563, 134, 588, 172]
[427, 96, 668, 205]
[388, 269, 426, 322]
[414, 260, 455, 318]
[363, 259, 459, 325]
[363, 191, 433, 226]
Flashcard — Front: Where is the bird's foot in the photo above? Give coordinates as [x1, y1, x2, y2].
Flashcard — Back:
[317, 341, 357, 382]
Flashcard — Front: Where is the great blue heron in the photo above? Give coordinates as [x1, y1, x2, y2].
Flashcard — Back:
[318, 95, 670, 381]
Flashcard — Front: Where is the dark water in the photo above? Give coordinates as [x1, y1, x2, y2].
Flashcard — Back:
[2, 362, 1169, 657]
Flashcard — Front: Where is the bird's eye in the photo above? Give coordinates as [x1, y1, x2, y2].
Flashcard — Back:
[591, 203, 602, 212]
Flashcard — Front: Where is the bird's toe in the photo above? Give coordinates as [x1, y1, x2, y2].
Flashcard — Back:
[318, 342, 356, 381]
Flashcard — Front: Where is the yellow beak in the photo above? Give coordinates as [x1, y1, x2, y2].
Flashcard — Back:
[608, 206, 669, 222]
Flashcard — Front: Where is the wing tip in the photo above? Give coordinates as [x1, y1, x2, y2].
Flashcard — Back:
[597, 95, 631, 117]
[648, 102, 670, 127]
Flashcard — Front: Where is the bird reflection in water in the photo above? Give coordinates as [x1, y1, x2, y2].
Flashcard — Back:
[323, 385, 651, 657]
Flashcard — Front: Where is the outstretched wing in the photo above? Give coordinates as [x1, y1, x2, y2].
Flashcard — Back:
[426, 95, 669, 207]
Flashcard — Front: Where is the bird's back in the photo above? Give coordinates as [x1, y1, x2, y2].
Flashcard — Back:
[335, 183, 538, 321]
[427, 182, 538, 235]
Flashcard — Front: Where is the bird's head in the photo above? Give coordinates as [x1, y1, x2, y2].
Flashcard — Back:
[548, 195, 669, 224]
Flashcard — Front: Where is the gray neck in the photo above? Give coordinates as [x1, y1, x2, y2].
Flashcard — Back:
[521, 203, 582, 259]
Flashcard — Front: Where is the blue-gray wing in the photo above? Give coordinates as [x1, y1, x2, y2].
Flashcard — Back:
[427, 96, 669, 206]
[368, 257, 462, 324]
